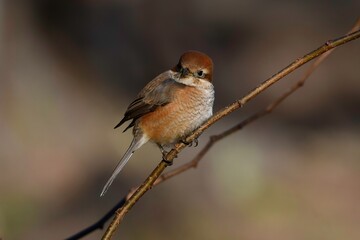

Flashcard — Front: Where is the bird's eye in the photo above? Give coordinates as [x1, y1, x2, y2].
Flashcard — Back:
[196, 70, 205, 78]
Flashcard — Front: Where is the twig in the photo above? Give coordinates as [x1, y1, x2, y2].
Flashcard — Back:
[65, 20, 360, 240]
[65, 198, 126, 240]
[102, 28, 360, 240]
[153, 18, 360, 185]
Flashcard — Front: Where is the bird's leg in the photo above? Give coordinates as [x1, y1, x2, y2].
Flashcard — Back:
[158, 144, 168, 156]
[158, 144, 173, 166]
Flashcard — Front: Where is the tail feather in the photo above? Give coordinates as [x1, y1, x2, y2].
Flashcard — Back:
[100, 135, 148, 197]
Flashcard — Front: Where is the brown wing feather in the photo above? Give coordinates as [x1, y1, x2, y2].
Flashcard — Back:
[114, 71, 185, 132]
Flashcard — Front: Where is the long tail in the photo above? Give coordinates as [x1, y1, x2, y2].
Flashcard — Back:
[100, 136, 147, 197]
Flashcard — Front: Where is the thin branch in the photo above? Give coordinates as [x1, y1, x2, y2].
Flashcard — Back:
[102, 28, 360, 240]
[65, 19, 360, 240]
[65, 199, 126, 240]
[153, 18, 360, 184]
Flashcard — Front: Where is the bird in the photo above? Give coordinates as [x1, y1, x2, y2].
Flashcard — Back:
[100, 50, 215, 196]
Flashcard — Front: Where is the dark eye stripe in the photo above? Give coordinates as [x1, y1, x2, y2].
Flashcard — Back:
[176, 63, 182, 72]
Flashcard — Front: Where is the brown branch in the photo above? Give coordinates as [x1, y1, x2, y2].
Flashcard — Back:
[101, 28, 360, 240]
[64, 19, 360, 240]
[153, 18, 360, 185]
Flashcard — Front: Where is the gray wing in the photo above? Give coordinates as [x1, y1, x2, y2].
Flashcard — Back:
[114, 71, 185, 132]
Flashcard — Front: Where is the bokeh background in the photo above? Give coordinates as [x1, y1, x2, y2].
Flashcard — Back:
[1, 0, 360, 239]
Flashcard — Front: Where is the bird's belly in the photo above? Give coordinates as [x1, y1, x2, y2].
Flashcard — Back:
[138, 90, 213, 146]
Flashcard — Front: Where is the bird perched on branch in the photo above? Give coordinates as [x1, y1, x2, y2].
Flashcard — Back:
[101, 50, 215, 196]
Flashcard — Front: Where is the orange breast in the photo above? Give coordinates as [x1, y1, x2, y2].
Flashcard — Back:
[138, 86, 213, 146]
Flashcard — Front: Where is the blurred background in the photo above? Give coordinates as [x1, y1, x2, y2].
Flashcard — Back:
[1, 0, 360, 239]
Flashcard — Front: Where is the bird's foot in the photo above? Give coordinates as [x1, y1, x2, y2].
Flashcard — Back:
[161, 149, 178, 166]
[181, 138, 199, 147]
[158, 145, 175, 165]
[162, 157, 173, 166]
